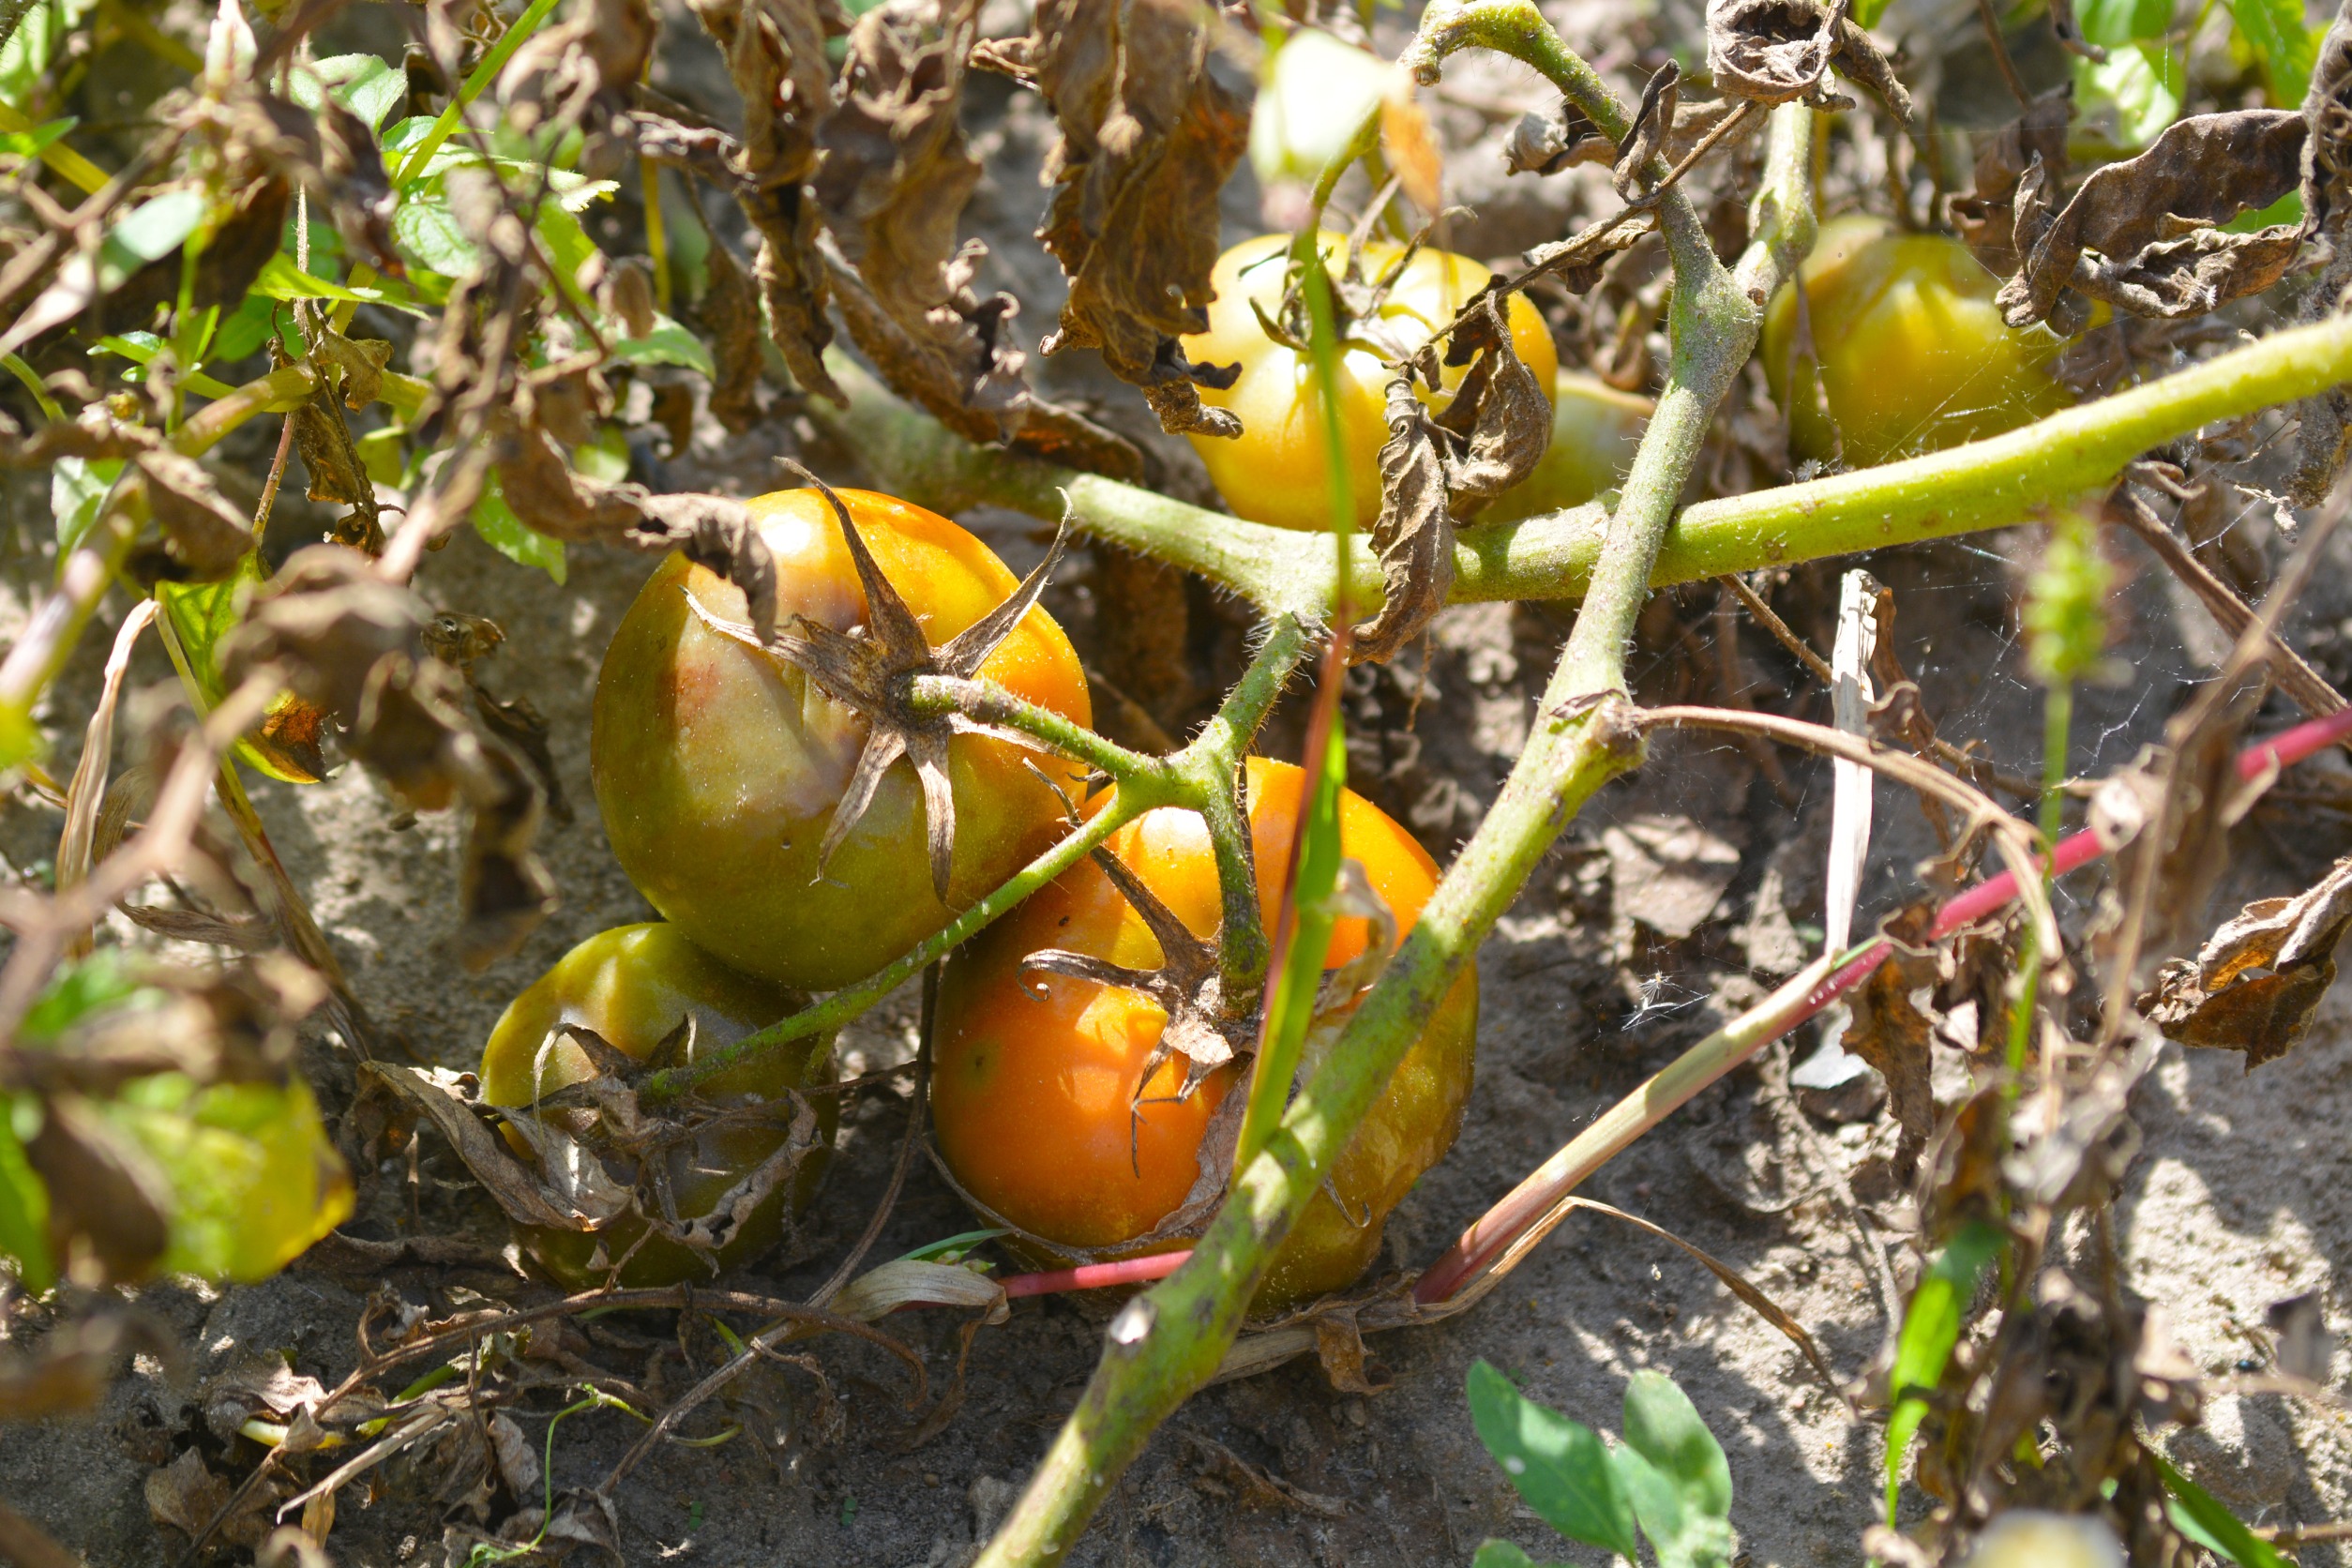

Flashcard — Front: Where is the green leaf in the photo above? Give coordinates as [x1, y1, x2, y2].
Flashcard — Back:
[2223, 0, 2315, 103]
[1851, 0, 1890, 24]
[20, 949, 161, 1043]
[2075, 41, 2183, 147]
[0, 1094, 53, 1292]
[573, 424, 632, 483]
[249, 252, 415, 309]
[473, 473, 567, 583]
[392, 199, 480, 278]
[52, 455, 125, 558]
[1615, 1373, 1735, 1568]
[897, 1228, 1010, 1265]
[294, 53, 409, 130]
[1467, 1360, 1640, 1560]
[608, 316, 715, 377]
[213, 290, 296, 364]
[0, 114, 76, 159]
[0, 0, 94, 105]
[96, 1075, 353, 1283]
[2153, 1452, 2288, 1568]
[99, 189, 206, 291]
[1471, 1543, 1571, 1568]
[1885, 1219, 2005, 1523]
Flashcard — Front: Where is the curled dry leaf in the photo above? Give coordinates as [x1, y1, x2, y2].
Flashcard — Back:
[1947, 86, 2072, 277]
[814, 3, 1141, 478]
[831, 1258, 1009, 1324]
[128, 450, 252, 584]
[1705, 0, 1913, 122]
[2139, 855, 2352, 1068]
[684, 0, 839, 400]
[815, 2, 1024, 440]
[1840, 905, 1939, 1182]
[1612, 61, 1681, 203]
[698, 233, 766, 433]
[1355, 291, 1549, 663]
[1998, 111, 2306, 332]
[1504, 98, 1614, 175]
[1006, 0, 1251, 439]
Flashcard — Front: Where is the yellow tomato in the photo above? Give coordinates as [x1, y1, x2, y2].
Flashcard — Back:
[1182, 233, 1559, 532]
[1762, 218, 2073, 467]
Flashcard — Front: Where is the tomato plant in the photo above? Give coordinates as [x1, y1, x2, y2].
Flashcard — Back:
[478, 922, 836, 1289]
[930, 757, 1477, 1308]
[592, 488, 1093, 990]
[1181, 232, 1560, 532]
[1761, 218, 2074, 467]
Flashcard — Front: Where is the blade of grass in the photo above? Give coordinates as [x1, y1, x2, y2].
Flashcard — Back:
[0, 98, 109, 195]
[1232, 234, 1355, 1178]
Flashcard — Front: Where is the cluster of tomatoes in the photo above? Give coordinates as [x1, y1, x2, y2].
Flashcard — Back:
[483, 219, 2071, 1302]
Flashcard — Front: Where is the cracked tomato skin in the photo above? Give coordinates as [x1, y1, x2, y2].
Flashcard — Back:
[592, 488, 1093, 990]
[1762, 217, 2073, 467]
[479, 923, 837, 1289]
[1180, 232, 1559, 533]
[931, 758, 1478, 1308]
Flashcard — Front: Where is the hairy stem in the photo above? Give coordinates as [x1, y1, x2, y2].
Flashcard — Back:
[972, 98, 1821, 1568]
[816, 318, 2352, 620]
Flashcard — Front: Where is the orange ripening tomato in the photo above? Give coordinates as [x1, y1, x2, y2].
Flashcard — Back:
[592, 488, 1093, 990]
[1181, 232, 1559, 533]
[931, 757, 1477, 1308]
[478, 923, 837, 1289]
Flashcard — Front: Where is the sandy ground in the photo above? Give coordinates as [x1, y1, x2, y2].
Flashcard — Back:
[7, 0, 2352, 1561]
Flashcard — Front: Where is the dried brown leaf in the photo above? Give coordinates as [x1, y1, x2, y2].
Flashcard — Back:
[1843, 907, 1939, 1181]
[2000, 110, 2306, 330]
[2294, 5, 2352, 498]
[130, 451, 252, 583]
[24, 1095, 172, 1283]
[699, 233, 766, 433]
[686, 0, 840, 400]
[2140, 855, 2352, 1067]
[1947, 85, 2072, 276]
[1020, 0, 1249, 439]
[361, 1063, 588, 1230]
[1613, 62, 1681, 203]
[1705, 0, 1913, 120]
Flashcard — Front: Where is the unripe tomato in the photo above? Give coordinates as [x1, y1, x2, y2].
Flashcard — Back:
[1484, 369, 1651, 522]
[478, 923, 837, 1288]
[1761, 218, 2073, 467]
[1181, 233, 1560, 533]
[931, 758, 1477, 1308]
[592, 488, 1093, 990]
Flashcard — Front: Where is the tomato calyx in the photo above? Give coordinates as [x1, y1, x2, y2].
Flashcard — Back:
[1022, 844, 1259, 1108]
[683, 466, 1069, 900]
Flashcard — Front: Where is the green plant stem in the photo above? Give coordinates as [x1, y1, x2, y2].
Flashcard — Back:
[971, 97, 1820, 1568]
[909, 675, 1151, 779]
[2006, 680, 2073, 1074]
[814, 316, 2352, 620]
[641, 616, 1313, 1108]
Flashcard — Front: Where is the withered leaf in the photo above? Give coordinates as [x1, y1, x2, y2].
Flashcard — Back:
[815, 3, 1026, 439]
[1613, 61, 1681, 203]
[1705, 0, 1914, 121]
[1505, 99, 1613, 176]
[686, 0, 840, 400]
[1947, 86, 2072, 276]
[1355, 291, 1548, 663]
[146, 1450, 249, 1546]
[2140, 855, 2352, 1068]
[1020, 0, 1251, 439]
[1843, 906, 1940, 1182]
[361, 1063, 588, 1231]
[25, 1094, 172, 1283]
[1356, 372, 1453, 666]
[699, 233, 766, 433]
[130, 450, 252, 583]
[1999, 110, 2306, 331]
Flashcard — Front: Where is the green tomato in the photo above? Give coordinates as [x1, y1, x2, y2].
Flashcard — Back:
[478, 923, 836, 1289]
[1761, 218, 2073, 467]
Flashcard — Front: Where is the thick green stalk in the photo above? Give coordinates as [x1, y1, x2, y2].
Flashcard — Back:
[971, 98, 1820, 1568]
[814, 317, 2352, 617]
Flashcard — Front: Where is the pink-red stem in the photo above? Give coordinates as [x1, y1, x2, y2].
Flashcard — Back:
[988, 704, 2352, 1308]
